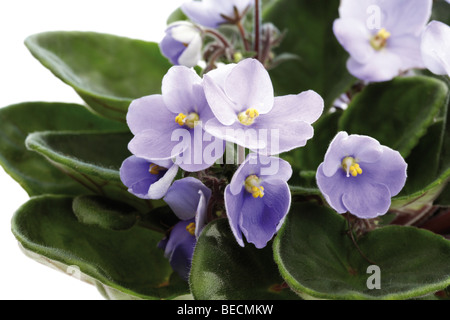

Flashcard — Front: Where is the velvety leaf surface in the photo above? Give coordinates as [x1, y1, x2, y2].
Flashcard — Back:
[0, 102, 126, 196]
[25, 31, 172, 121]
[72, 195, 138, 231]
[274, 202, 450, 300]
[190, 218, 300, 300]
[11, 195, 189, 300]
[25, 131, 154, 213]
[264, 0, 355, 109]
[391, 75, 450, 210]
[339, 76, 448, 158]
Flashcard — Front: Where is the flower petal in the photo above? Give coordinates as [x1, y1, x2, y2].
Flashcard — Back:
[389, 34, 425, 70]
[224, 59, 274, 114]
[120, 156, 161, 199]
[361, 146, 407, 197]
[333, 18, 374, 64]
[261, 179, 291, 234]
[381, 0, 432, 37]
[128, 128, 186, 161]
[224, 185, 245, 247]
[148, 162, 179, 199]
[203, 74, 240, 125]
[195, 189, 209, 238]
[158, 219, 196, 281]
[341, 179, 391, 219]
[178, 33, 202, 68]
[421, 20, 450, 76]
[239, 189, 286, 249]
[316, 163, 348, 214]
[159, 34, 185, 65]
[173, 126, 225, 172]
[181, 0, 222, 28]
[127, 95, 178, 135]
[162, 66, 203, 114]
[163, 177, 211, 221]
[204, 117, 265, 150]
[251, 91, 323, 155]
[346, 50, 403, 82]
[322, 132, 383, 177]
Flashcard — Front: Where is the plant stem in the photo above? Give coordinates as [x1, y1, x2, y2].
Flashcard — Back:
[345, 213, 376, 265]
[204, 29, 232, 49]
[237, 21, 250, 52]
[254, 0, 262, 61]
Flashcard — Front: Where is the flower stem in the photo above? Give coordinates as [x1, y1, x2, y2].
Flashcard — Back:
[237, 21, 250, 52]
[345, 213, 376, 265]
[204, 29, 232, 49]
[254, 0, 262, 61]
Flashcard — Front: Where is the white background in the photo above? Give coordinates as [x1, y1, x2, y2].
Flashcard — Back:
[0, 0, 185, 300]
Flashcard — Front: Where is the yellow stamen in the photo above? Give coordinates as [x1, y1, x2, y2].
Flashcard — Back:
[370, 28, 391, 50]
[175, 112, 200, 128]
[245, 175, 264, 198]
[175, 113, 186, 126]
[342, 157, 363, 178]
[186, 222, 196, 236]
[149, 164, 163, 175]
[238, 108, 259, 126]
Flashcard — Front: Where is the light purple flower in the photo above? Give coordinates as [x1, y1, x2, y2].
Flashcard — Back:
[160, 21, 203, 68]
[163, 177, 212, 238]
[158, 177, 211, 281]
[127, 66, 225, 172]
[316, 132, 407, 219]
[333, 0, 432, 82]
[119, 155, 178, 199]
[225, 153, 293, 249]
[158, 218, 197, 281]
[181, 0, 253, 28]
[203, 59, 323, 155]
[421, 20, 450, 77]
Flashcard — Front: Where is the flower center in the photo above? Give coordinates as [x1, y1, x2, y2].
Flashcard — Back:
[342, 157, 363, 178]
[186, 222, 196, 236]
[175, 112, 200, 128]
[370, 28, 391, 51]
[244, 174, 265, 198]
[149, 164, 164, 175]
[238, 108, 259, 126]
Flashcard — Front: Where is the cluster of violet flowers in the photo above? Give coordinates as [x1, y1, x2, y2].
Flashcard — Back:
[120, 0, 449, 281]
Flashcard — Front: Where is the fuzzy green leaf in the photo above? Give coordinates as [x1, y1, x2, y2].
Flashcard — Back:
[11, 195, 189, 300]
[274, 202, 450, 300]
[25, 31, 171, 122]
[0, 102, 125, 196]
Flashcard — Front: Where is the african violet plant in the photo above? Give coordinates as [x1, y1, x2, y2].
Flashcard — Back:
[1, 0, 450, 300]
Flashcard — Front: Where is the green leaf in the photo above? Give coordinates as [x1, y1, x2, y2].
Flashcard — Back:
[391, 75, 450, 211]
[339, 76, 449, 158]
[189, 218, 300, 300]
[273, 202, 450, 300]
[11, 195, 189, 300]
[72, 195, 138, 231]
[0, 102, 126, 196]
[431, 0, 450, 25]
[25, 31, 172, 122]
[391, 122, 449, 212]
[25, 131, 155, 213]
[264, 0, 355, 109]
[167, 7, 188, 25]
